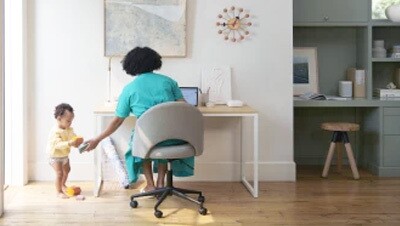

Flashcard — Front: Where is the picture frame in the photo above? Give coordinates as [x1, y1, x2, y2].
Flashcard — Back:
[104, 0, 187, 57]
[293, 47, 319, 96]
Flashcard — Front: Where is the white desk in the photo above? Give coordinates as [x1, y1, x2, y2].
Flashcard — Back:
[93, 105, 259, 198]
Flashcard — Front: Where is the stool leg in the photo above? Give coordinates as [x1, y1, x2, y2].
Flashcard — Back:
[322, 142, 336, 178]
[336, 143, 342, 173]
[344, 143, 360, 179]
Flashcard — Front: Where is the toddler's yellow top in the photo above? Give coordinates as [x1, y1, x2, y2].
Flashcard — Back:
[46, 125, 76, 158]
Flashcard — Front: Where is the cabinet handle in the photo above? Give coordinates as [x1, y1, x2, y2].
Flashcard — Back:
[323, 16, 329, 21]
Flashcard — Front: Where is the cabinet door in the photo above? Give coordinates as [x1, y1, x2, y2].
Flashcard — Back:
[293, 0, 369, 23]
[383, 136, 400, 167]
[383, 108, 400, 134]
[383, 108, 400, 167]
[384, 116, 400, 134]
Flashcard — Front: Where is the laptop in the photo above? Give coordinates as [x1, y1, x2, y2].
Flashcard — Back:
[180, 87, 198, 106]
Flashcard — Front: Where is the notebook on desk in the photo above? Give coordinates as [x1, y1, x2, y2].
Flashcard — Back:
[180, 87, 198, 106]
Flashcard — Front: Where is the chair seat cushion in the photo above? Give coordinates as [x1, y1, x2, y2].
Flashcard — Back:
[149, 144, 195, 159]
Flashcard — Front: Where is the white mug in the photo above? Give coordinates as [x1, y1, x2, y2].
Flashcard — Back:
[339, 81, 352, 98]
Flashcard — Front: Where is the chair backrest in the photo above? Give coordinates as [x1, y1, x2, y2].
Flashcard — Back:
[133, 102, 204, 159]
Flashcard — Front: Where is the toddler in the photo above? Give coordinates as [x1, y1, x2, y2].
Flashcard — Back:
[46, 103, 83, 198]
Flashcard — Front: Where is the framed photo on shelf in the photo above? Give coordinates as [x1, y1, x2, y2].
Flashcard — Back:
[293, 47, 319, 96]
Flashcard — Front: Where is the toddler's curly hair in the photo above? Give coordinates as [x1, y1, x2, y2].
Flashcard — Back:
[54, 103, 74, 118]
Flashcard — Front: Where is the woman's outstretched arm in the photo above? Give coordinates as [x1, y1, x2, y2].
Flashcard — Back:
[85, 116, 125, 151]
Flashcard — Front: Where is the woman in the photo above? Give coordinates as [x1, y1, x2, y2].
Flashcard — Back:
[85, 47, 194, 192]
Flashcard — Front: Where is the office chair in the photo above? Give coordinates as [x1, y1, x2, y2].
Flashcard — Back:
[129, 102, 207, 218]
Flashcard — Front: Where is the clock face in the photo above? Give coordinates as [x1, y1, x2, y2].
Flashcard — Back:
[216, 6, 252, 42]
[227, 18, 241, 30]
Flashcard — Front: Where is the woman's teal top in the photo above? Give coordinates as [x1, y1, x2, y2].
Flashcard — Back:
[115, 72, 194, 183]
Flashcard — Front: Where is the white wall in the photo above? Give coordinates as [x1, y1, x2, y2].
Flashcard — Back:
[0, 0, 4, 215]
[27, 0, 294, 182]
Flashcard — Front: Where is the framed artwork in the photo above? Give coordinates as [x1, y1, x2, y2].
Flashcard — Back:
[104, 0, 186, 57]
[201, 66, 232, 104]
[293, 47, 319, 96]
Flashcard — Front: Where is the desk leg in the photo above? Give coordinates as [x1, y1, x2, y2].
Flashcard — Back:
[241, 114, 259, 198]
[93, 115, 103, 197]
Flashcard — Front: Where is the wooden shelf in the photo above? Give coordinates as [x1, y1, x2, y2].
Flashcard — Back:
[294, 98, 400, 107]
[371, 20, 400, 27]
[372, 58, 400, 62]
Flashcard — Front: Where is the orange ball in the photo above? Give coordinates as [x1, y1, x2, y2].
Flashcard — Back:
[66, 186, 81, 197]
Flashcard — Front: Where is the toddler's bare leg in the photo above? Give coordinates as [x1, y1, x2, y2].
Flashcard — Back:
[61, 159, 71, 190]
[51, 162, 68, 199]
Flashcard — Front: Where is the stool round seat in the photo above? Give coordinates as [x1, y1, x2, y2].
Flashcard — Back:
[320, 121, 360, 180]
[321, 122, 359, 132]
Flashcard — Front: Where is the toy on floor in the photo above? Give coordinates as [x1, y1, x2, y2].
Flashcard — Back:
[75, 194, 85, 201]
[66, 186, 81, 197]
[100, 137, 130, 189]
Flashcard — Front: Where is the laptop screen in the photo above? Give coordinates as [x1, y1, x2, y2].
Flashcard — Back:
[180, 87, 198, 106]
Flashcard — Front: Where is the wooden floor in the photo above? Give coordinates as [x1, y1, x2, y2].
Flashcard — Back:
[1, 166, 400, 225]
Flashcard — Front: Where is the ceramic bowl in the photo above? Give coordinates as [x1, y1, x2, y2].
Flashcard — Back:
[386, 4, 400, 22]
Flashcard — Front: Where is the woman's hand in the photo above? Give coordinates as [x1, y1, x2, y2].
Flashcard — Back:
[84, 138, 101, 152]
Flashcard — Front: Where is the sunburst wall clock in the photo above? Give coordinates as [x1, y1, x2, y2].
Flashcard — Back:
[216, 6, 252, 42]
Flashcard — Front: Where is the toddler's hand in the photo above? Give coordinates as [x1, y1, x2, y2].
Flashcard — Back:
[75, 138, 84, 147]
[70, 136, 84, 148]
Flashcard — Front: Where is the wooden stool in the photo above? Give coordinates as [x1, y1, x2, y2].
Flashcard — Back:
[321, 122, 360, 179]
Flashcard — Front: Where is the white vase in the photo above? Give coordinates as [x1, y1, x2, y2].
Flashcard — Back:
[385, 4, 400, 22]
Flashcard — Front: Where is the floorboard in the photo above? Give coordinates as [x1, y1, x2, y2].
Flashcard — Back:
[1, 166, 400, 225]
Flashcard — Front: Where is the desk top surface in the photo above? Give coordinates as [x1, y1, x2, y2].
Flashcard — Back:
[94, 104, 257, 115]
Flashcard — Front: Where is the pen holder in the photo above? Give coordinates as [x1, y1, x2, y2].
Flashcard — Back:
[200, 93, 209, 106]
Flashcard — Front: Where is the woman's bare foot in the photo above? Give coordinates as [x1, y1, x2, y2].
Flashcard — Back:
[156, 182, 164, 189]
[141, 185, 156, 193]
[57, 192, 69, 199]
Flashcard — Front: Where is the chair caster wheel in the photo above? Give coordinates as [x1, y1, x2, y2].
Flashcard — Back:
[199, 207, 207, 215]
[198, 195, 205, 203]
[154, 210, 163, 218]
[130, 200, 138, 208]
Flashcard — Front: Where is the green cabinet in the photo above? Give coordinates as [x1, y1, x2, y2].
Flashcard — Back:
[293, 0, 400, 176]
[372, 26, 400, 92]
[383, 107, 400, 167]
[293, 0, 369, 23]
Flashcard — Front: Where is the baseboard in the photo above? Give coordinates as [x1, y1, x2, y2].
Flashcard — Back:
[257, 161, 296, 181]
[29, 161, 297, 182]
[365, 163, 400, 177]
[378, 166, 400, 177]
[29, 162, 95, 181]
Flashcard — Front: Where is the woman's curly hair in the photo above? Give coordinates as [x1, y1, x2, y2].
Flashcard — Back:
[54, 103, 74, 118]
[122, 47, 162, 76]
